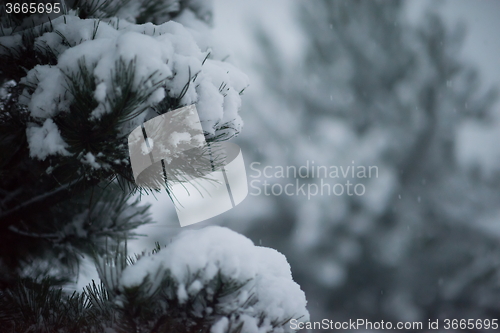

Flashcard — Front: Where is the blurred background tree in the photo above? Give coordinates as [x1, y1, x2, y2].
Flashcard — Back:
[223, 0, 500, 328]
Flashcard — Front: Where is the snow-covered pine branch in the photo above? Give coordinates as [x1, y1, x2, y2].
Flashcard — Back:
[0, 227, 309, 332]
[0, 0, 249, 223]
[0, 1, 309, 332]
[1, 12, 248, 168]
[93, 227, 309, 332]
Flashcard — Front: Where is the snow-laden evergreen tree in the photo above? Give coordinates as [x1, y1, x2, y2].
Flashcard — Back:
[0, 1, 309, 331]
[225, 0, 500, 328]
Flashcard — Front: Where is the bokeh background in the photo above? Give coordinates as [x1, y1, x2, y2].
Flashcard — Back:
[80, 0, 500, 331]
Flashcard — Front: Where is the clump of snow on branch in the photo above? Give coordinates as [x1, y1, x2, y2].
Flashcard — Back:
[26, 118, 70, 160]
[117, 226, 309, 332]
[1, 12, 248, 162]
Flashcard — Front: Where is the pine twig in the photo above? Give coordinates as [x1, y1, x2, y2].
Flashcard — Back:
[0, 177, 99, 224]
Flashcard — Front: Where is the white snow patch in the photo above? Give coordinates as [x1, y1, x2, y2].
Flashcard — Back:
[119, 226, 309, 331]
[82, 152, 101, 169]
[18, 15, 247, 148]
[22, 66, 69, 118]
[210, 317, 229, 333]
[94, 82, 107, 103]
[188, 280, 203, 295]
[177, 283, 188, 303]
[26, 119, 70, 160]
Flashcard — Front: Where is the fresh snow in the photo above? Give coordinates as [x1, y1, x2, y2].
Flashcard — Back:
[94, 82, 107, 103]
[26, 119, 70, 160]
[118, 226, 309, 332]
[211, 317, 229, 333]
[5, 13, 248, 161]
[81, 152, 101, 169]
